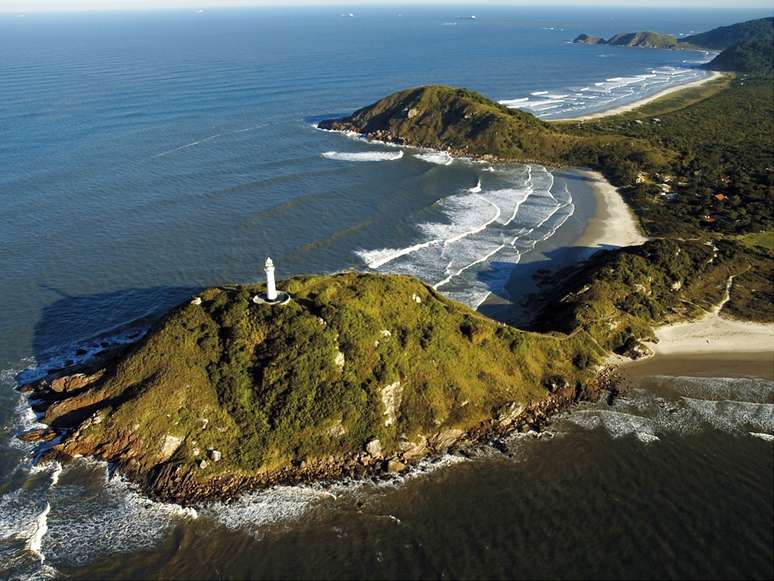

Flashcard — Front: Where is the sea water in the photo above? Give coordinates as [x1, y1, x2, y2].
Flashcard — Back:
[1, 6, 772, 578]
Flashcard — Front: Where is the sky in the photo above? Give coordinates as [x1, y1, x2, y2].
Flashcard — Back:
[1, 0, 772, 13]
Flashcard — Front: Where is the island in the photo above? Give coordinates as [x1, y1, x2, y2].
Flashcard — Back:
[573, 31, 678, 48]
[17, 15, 773, 505]
[573, 16, 773, 74]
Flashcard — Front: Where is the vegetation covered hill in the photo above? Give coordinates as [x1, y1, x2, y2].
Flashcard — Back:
[531, 240, 774, 349]
[707, 37, 773, 75]
[573, 17, 773, 70]
[607, 31, 679, 48]
[28, 242, 771, 501]
[572, 31, 678, 48]
[31, 273, 607, 502]
[319, 85, 576, 161]
[573, 31, 678, 48]
[682, 16, 773, 50]
[320, 77, 773, 238]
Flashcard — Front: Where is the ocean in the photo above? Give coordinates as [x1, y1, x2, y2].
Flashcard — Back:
[1, 6, 772, 579]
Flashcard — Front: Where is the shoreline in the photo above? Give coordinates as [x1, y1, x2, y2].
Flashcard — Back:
[555, 71, 724, 122]
[480, 168, 647, 324]
[573, 169, 648, 253]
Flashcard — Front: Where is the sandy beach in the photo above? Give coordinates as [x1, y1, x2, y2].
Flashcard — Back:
[624, 272, 774, 378]
[557, 71, 725, 122]
[574, 170, 648, 254]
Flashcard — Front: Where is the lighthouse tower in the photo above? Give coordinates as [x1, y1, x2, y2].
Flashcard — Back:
[265, 257, 277, 301]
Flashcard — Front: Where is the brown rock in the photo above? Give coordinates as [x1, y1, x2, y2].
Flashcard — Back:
[17, 428, 57, 443]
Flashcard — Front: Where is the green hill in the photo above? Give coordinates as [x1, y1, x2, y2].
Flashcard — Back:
[572, 33, 605, 45]
[318, 79, 773, 238]
[573, 31, 678, 48]
[707, 37, 773, 75]
[319, 85, 574, 161]
[31, 273, 606, 502]
[607, 31, 678, 48]
[681, 16, 773, 50]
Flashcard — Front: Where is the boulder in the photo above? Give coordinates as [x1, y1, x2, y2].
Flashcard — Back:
[49, 370, 105, 393]
[386, 459, 407, 474]
[399, 436, 428, 461]
[431, 428, 464, 451]
[365, 438, 383, 458]
[159, 434, 183, 461]
[495, 402, 526, 427]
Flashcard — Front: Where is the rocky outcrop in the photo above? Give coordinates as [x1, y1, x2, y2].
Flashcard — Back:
[17, 348, 616, 504]
[573, 34, 605, 45]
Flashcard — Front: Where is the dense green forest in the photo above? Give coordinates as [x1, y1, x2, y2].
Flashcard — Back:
[559, 76, 774, 237]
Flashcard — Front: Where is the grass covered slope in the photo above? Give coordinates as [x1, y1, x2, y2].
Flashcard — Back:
[607, 32, 678, 48]
[43, 273, 605, 501]
[707, 37, 774, 75]
[319, 85, 579, 161]
[682, 16, 773, 50]
[530, 239, 774, 353]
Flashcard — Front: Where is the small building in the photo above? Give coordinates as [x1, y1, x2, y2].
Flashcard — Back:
[714, 193, 728, 202]
[702, 214, 716, 223]
[252, 257, 291, 306]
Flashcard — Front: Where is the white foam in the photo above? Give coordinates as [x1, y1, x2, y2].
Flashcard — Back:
[567, 376, 774, 441]
[42, 459, 197, 567]
[499, 97, 529, 106]
[501, 65, 709, 119]
[322, 150, 404, 162]
[26, 503, 50, 561]
[750, 432, 774, 442]
[414, 151, 453, 166]
[356, 164, 574, 308]
[202, 485, 335, 535]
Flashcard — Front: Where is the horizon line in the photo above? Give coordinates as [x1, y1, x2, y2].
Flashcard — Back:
[1, 2, 773, 15]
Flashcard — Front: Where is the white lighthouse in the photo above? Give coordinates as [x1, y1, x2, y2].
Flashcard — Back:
[265, 257, 277, 301]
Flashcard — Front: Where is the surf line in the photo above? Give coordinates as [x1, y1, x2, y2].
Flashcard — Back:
[433, 178, 537, 289]
[365, 191, 501, 269]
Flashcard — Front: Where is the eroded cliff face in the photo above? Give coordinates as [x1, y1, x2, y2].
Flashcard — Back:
[17, 272, 606, 504]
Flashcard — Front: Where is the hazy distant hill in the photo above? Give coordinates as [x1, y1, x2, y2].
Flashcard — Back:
[572, 31, 678, 48]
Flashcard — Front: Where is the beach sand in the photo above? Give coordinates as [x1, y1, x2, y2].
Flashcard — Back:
[624, 270, 774, 380]
[574, 169, 648, 254]
[558, 71, 724, 122]
[623, 352, 774, 381]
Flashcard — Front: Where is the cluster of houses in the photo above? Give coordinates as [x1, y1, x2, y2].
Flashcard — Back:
[635, 171, 731, 224]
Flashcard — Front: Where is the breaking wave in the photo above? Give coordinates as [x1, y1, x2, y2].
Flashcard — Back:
[499, 62, 713, 119]
[566, 375, 774, 442]
[356, 164, 574, 308]
[414, 151, 454, 165]
[322, 150, 404, 162]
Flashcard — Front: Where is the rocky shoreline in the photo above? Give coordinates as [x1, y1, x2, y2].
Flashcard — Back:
[316, 123, 562, 169]
[16, 338, 622, 506]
